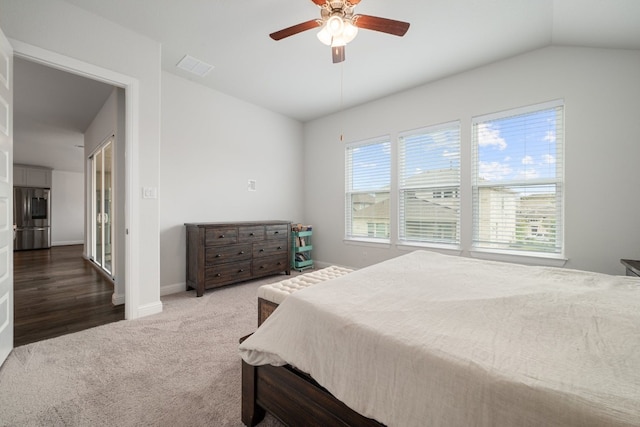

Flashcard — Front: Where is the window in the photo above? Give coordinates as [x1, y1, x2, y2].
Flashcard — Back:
[472, 100, 564, 255]
[398, 122, 460, 245]
[345, 137, 391, 241]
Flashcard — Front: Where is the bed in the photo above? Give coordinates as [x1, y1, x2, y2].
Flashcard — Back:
[239, 250, 640, 427]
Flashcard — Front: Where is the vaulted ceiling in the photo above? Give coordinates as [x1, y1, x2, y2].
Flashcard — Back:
[11, 0, 640, 172]
[60, 0, 640, 122]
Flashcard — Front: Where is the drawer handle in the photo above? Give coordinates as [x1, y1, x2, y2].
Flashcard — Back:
[219, 234, 225, 239]
[259, 249, 265, 252]
[239, 251, 245, 255]
[274, 231, 279, 235]
[216, 273, 222, 277]
[260, 265, 265, 269]
[215, 254, 221, 258]
[239, 269, 245, 273]
[249, 232, 255, 236]
[277, 246, 282, 250]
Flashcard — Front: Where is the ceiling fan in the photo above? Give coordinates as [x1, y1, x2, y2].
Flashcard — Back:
[270, 0, 410, 64]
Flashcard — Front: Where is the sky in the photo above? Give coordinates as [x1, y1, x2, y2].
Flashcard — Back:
[477, 108, 559, 183]
[348, 107, 560, 191]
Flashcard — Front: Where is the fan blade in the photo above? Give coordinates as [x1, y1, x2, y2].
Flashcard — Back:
[310, 0, 326, 5]
[348, 0, 362, 4]
[353, 15, 410, 37]
[332, 45, 345, 63]
[270, 19, 322, 40]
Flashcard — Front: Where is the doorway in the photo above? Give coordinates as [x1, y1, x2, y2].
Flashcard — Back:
[12, 56, 123, 345]
[12, 37, 144, 325]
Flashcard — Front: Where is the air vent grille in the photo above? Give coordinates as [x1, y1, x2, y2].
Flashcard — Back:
[176, 55, 214, 77]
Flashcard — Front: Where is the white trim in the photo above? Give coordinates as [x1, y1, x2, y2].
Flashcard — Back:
[160, 282, 187, 296]
[0, 98, 7, 136]
[10, 39, 143, 319]
[469, 249, 568, 267]
[0, 292, 8, 335]
[398, 119, 461, 139]
[0, 48, 8, 89]
[137, 300, 163, 318]
[112, 292, 125, 306]
[471, 98, 564, 124]
[51, 240, 84, 246]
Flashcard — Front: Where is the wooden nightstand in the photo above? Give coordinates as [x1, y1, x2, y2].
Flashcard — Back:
[620, 259, 640, 277]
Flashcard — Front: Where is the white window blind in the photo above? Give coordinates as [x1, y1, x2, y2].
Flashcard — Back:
[472, 100, 564, 255]
[345, 137, 391, 241]
[398, 122, 460, 245]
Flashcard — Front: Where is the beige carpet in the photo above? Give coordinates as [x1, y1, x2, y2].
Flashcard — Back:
[0, 276, 290, 426]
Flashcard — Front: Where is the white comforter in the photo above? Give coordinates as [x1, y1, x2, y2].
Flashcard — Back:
[239, 250, 640, 427]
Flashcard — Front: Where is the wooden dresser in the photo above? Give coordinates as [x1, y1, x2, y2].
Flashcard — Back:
[185, 221, 291, 297]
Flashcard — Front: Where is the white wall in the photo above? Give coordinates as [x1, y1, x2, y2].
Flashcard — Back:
[51, 170, 83, 245]
[159, 72, 305, 293]
[304, 46, 640, 275]
[1, 0, 163, 317]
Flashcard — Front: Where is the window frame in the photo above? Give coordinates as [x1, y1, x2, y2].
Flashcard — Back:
[344, 136, 392, 244]
[471, 99, 565, 258]
[397, 121, 461, 248]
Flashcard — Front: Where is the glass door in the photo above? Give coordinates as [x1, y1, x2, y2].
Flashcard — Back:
[90, 139, 114, 276]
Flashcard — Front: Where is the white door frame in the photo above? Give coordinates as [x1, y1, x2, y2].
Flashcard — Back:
[11, 39, 141, 320]
[0, 26, 14, 366]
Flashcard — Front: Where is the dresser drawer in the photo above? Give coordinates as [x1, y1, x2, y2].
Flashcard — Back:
[253, 241, 288, 258]
[205, 244, 251, 265]
[266, 224, 288, 240]
[205, 227, 238, 246]
[239, 225, 265, 243]
[253, 255, 288, 276]
[186, 221, 291, 297]
[205, 261, 252, 287]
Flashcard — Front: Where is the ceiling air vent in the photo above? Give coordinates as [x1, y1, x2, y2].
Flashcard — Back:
[176, 54, 214, 77]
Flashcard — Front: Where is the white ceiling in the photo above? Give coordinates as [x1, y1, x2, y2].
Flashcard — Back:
[13, 57, 114, 173]
[58, 0, 640, 122]
[12, 0, 640, 172]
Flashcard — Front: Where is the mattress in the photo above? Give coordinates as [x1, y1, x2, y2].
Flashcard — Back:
[257, 265, 353, 305]
[239, 250, 640, 427]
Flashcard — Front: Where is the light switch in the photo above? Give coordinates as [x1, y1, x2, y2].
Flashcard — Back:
[142, 187, 158, 199]
[248, 179, 256, 192]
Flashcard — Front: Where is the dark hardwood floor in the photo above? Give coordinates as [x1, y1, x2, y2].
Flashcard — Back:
[13, 244, 124, 347]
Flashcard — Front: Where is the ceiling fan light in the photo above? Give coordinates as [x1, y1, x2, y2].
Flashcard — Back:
[331, 35, 347, 47]
[343, 21, 358, 43]
[317, 26, 332, 46]
[326, 15, 344, 36]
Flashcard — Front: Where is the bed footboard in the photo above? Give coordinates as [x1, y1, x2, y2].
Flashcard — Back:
[241, 360, 384, 427]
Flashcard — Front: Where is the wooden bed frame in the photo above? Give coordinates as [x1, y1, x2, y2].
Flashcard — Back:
[241, 353, 384, 426]
[246, 288, 385, 425]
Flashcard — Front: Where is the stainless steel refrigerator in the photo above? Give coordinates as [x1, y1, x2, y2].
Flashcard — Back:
[14, 187, 51, 250]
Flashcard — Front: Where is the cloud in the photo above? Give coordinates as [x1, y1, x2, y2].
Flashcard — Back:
[516, 168, 540, 180]
[477, 123, 507, 150]
[544, 131, 556, 143]
[479, 161, 512, 181]
[522, 156, 534, 165]
[542, 154, 556, 165]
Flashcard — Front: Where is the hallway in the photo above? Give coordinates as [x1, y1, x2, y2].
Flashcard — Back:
[13, 245, 124, 347]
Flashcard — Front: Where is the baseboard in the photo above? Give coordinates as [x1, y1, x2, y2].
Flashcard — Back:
[112, 293, 125, 306]
[161, 282, 187, 296]
[313, 261, 332, 269]
[137, 300, 163, 318]
[52, 240, 84, 246]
